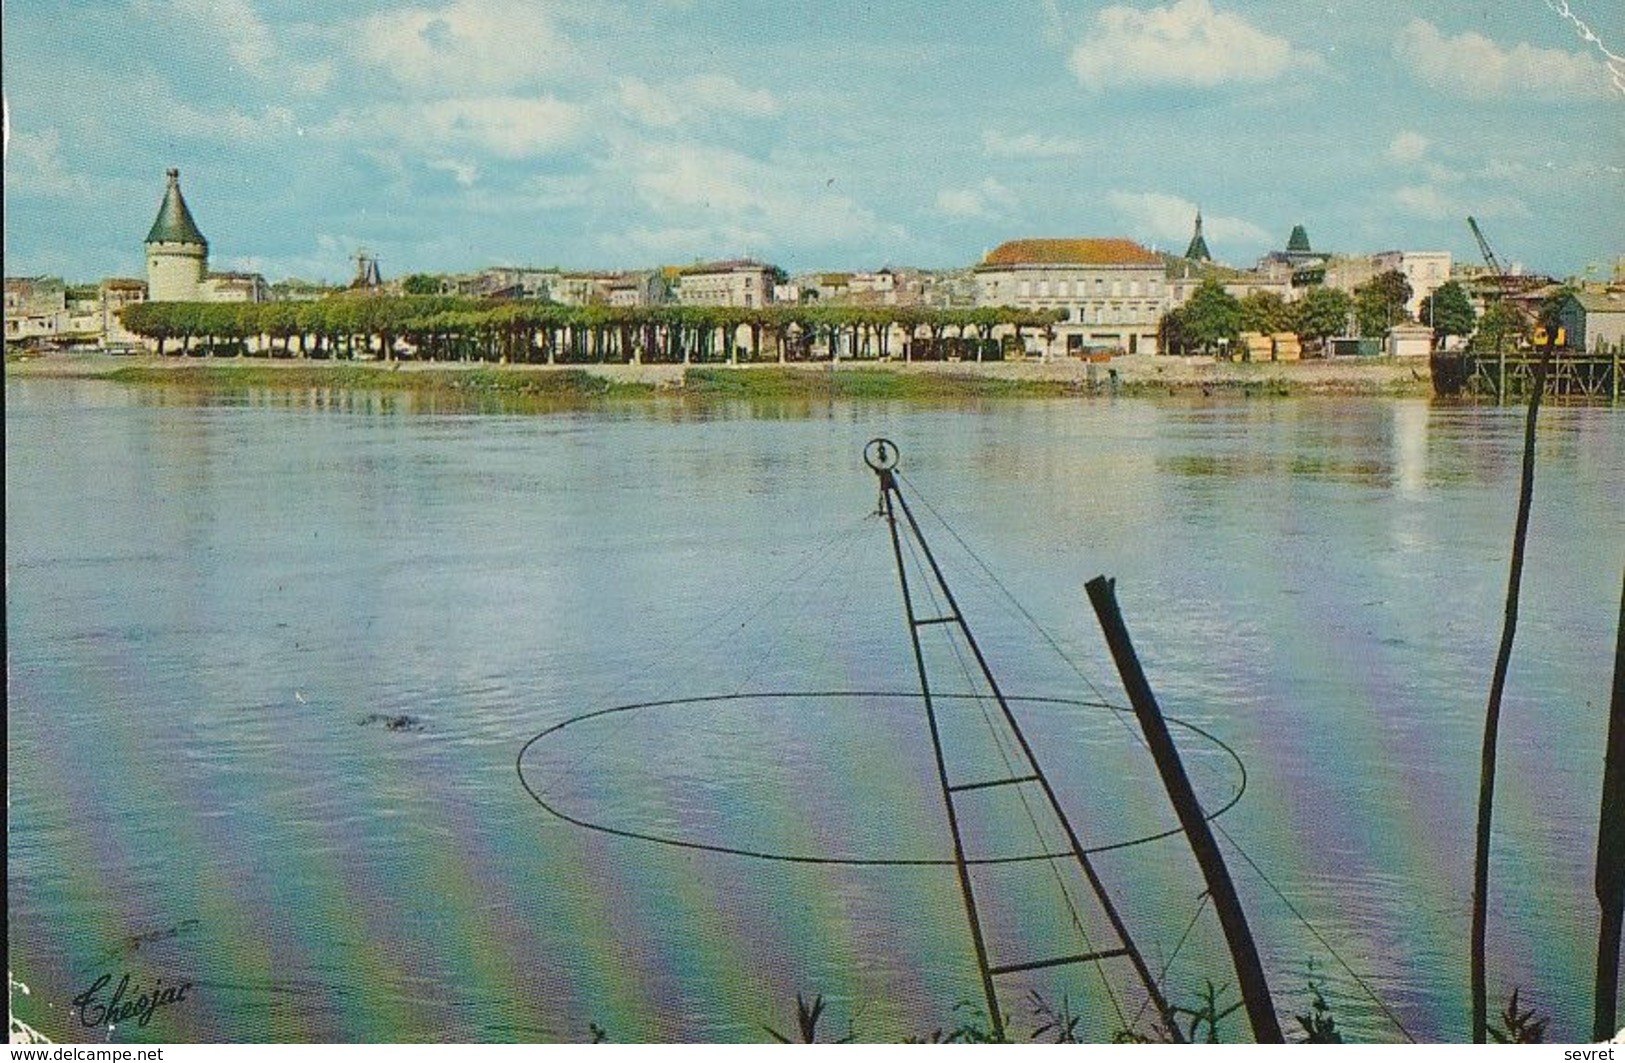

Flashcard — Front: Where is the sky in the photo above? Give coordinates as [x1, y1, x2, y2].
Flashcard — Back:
[3, 0, 1622, 284]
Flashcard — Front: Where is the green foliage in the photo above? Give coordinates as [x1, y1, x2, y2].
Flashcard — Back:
[1488, 988, 1548, 1044]
[1239, 290, 1293, 336]
[1292, 286, 1354, 342]
[1472, 300, 1530, 352]
[116, 297, 1064, 366]
[1417, 280, 1476, 341]
[1026, 989, 1082, 1043]
[1294, 968, 1343, 1044]
[903, 1000, 1009, 1043]
[1180, 280, 1243, 354]
[401, 273, 443, 296]
[1353, 269, 1414, 337]
[1537, 284, 1579, 333]
[764, 993, 853, 1044]
[1171, 980, 1244, 1043]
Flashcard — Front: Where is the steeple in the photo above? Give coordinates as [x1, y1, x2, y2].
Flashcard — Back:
[145, 169, 208, 249]
[1286, 224, 1312, 254]
[1184, 210, 1212, 262]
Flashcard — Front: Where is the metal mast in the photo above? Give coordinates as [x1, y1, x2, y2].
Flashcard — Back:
[865, 439, 1181, 1042]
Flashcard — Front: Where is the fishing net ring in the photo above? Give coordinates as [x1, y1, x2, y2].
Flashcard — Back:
[864, 437, 900, 473]
[516, 690, 1247, 867]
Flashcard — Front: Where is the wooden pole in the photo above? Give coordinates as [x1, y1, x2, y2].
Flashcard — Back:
[1595, 568, 1625, 1042]
[1470, 349, 1548, 1042]
[1085, 576, 1285, 1044]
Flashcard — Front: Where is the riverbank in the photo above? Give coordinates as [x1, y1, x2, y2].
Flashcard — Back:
[4, 350, 1435, 398]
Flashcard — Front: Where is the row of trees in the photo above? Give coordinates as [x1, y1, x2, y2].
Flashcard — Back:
[118, 297, 1067, 364]
[1160, 271, 1494, 357]
[1160, 283, 1358, 357]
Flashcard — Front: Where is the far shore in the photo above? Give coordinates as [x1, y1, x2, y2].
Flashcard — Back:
[4, 349, 1437, 399]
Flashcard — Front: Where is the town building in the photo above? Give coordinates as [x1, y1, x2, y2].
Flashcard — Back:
[202, 271, 271, 303]
[100, 279, 149, 347]
[974, 238, 1165, 355]
[1556, 291, 1625, 351]
[608, 271, 666, 308]
[674, 259, 776, 308]
[548, 271, 620, 306]
[919, 267, 978, 309]
[1375, 250, 1452, 318]
[4, 276, 67, 344]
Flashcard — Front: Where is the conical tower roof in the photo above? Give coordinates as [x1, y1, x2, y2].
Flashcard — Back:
[145, 169, 208, 248]
[1286, 224, 1312, 254]
[1184, 210, 1212, 262]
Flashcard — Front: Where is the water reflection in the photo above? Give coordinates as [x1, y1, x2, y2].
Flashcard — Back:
[6, 379, 1622, 1043]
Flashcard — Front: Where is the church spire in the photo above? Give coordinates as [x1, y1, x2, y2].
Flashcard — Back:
[1184, 209, 1211, 262]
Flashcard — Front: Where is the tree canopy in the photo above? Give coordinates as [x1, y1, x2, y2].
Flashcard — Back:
[1417, 281, 1475, 345]
[118, 296, 1064, 364]
[1238, 291, 1292, 336]
[1291, 286, 1353, 343]
[1353, 270, 1413, 337]
[1177, 280, 1242, 354]
[1471, 300, 1530, 352]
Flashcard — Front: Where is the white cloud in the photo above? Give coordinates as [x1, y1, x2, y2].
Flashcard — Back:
[170, 102, 300, 143]
[618, 74, 779, 128]
[1068, 0, 1313, 91]
[4, 128, 100, 199]
[1392, 183, 1529, 222]
[1386, 130, 1429, 164]
[981, 129, 1087, 158]
[935, 178, 1018, 219]
[139, 0, 332, 92]
[613, 141, 898, 254]
[1106, 190, 1270, 250]
[1394, 18, 1611, 100]
[428, 158, 481, 187]
[322, 95, 584, 159]
[152, 0, 273, 75]
[352, 0, 573, 93]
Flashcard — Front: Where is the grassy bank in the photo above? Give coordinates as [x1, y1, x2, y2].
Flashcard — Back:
[9, 354, 1436, 400]
[99, 363, 654, 398]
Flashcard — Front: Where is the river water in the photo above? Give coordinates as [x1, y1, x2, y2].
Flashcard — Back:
[6, 378, 1622, 1043]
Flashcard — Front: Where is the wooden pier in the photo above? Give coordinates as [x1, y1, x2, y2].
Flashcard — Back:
[1432, 349, 1622, 403]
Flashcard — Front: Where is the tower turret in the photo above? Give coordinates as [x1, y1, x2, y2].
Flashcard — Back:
[144, 169, 209, 301]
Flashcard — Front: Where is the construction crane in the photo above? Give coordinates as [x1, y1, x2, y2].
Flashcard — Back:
[1466, 216, 1525, 300]
[1468, 216, 1507, 277]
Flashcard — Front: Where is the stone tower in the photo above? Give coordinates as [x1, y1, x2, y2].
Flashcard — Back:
[145, 169, 208, 302]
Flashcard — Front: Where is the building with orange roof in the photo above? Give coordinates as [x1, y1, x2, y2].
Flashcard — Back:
[974, 238, 1166, 356]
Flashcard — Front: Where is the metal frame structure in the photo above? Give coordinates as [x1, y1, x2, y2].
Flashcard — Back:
[864, 438, 1181, 1042]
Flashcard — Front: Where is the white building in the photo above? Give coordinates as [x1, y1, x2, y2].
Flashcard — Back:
[4, 277, 67, 344]
[1375, 250, 1452, 318]
[674, 259, 776, 308]
[974, 238, 1165, 355]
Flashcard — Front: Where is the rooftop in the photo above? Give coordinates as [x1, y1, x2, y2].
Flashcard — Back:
[145, 169, 208, 248]
[979, 238, 1161, 268]
[1573, 291, 1625, 313]
[678, 258, 771, 275]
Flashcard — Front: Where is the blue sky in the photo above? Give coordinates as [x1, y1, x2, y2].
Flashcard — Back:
[4, 0, 1621, 284]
